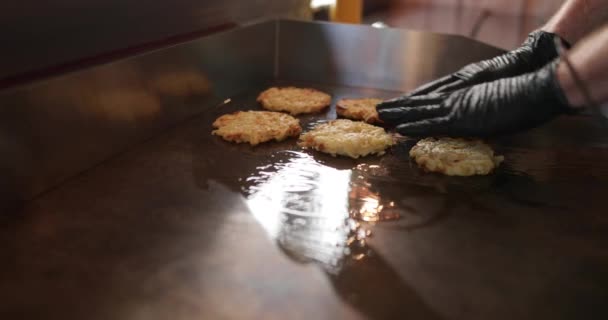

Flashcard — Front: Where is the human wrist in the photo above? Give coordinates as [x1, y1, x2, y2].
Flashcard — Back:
[556, 59, 585, 108]
[541, 25, 569, 44]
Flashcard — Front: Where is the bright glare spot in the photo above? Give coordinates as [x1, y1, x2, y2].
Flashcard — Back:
[246, 153, 350, 239]
[311, 0, 336, 9]
[245, 152, 353, 272]
[358, 196, 383, 221]
[353, 253, 366, 261]
[371, 21, 388, 28]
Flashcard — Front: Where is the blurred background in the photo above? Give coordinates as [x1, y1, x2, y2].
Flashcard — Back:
[0, 0, 563, 86]
[314, 0, 563, 49]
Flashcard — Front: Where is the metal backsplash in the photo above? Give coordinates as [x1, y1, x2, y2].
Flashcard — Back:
[277, 21, 503, 92]
[0, 21, 276, 210]
[0, 1, 310, 81]
[0, 20, 504, 210]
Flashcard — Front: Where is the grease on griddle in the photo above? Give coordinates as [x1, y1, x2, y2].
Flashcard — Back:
[244, 151, 376, 273]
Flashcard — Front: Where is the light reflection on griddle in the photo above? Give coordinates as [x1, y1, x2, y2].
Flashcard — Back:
[350, 164, 401, 222]
[247, 152, 356, 272]
[245, 151, 380, 273]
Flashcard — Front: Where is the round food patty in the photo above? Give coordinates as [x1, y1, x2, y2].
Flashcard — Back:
[410, 137, 504, 176]
[212, 111, 301, 146]
[257, 87, 331, 115]
[336, 98, 383, 123]
[298, 119, 394, 158]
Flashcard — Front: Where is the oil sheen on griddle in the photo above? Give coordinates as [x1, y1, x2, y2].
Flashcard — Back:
[244, 151, 398, 273]
[350, 164, 401, 222]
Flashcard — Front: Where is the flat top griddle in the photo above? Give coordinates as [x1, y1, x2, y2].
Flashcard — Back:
[2, 20, 608, 320]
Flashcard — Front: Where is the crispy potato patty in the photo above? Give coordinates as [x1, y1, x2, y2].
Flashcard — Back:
[410, 137, 504, 176]
[212, 111, 301, 146]
[298, 119, 394, 158]
[257, 87, 331, 115]
[336, 98, 383, 123]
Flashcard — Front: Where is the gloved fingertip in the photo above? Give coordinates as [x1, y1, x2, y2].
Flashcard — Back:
[378, 94, 447, 111]
[395, 117, 449, 136]
[395, 124, 433, 136]
[376, 102, 397, 110]
[436, 79, 467, 93]
[408, 75, 458, 96]
[377, 108, 406, 124]
[376, 97, 408, 110]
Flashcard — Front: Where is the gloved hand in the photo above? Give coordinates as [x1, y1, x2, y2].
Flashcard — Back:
[377, 60, 574, 136]
[407, 30, 568, 96]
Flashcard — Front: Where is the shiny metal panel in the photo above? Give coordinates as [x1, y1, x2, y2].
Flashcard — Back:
[2, 83, 608, 320]
[277, 20, 504, 92]
[2, 20, 608, 319]
[0, 21, 276, 209]
[0, 0, 311, 80]
[0, 20, 506, 209]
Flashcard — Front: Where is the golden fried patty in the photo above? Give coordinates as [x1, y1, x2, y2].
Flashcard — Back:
[298, 119, 394, 158]
[257, 87, 331, 115]
[212, 111, 301, 146]
[409, 137, 504, 176]
[336, 98, 383, 123]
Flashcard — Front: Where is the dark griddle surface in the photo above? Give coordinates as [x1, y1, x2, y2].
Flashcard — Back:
[2, 81, 608, 320]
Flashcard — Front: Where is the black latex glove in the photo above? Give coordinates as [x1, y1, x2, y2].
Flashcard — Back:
[407, 30, 568, 96]
[377, 60, 574, 137]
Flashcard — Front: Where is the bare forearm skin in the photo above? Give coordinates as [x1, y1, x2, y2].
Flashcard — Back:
[557, 24, 608, 107]
[542, 0, 608, 44]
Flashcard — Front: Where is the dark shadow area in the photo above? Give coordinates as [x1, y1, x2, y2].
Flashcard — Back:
[0, 183, 23, 217]
[328, 248, 443, 320]
[277, 236, 444, 319]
